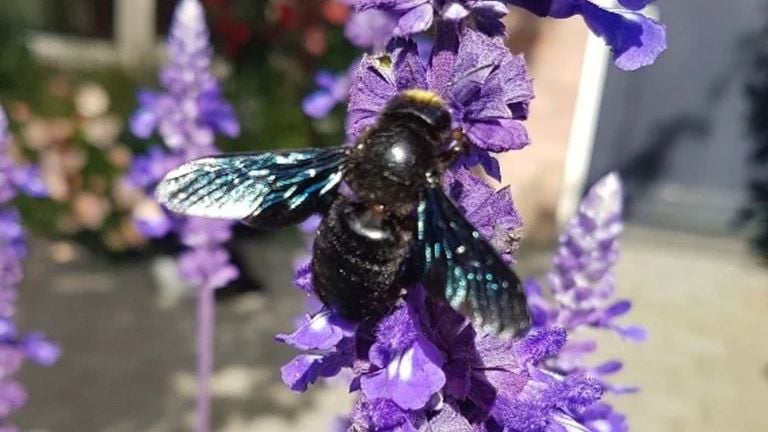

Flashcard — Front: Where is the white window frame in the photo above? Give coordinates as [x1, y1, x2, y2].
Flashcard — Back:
[26, 0, 160, 69]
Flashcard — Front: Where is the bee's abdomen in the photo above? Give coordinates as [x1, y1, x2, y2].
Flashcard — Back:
[312, 199, 408, 322]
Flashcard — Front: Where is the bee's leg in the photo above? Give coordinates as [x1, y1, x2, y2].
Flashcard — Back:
[439, 128, 467, 168]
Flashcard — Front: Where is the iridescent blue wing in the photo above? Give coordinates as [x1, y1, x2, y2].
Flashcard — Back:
[155, 148, 346, 227]
[415, 186, 530, 336]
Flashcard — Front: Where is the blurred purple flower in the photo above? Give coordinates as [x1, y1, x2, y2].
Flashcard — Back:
[125, 146, 183, 190]
[126, 4, 243, 431]
[126, 0, 240, 291]
[0, 108, 47, 203]
[178, 247, 239, 291]
[303, 66, 357, 119]
[0, 104, 59, 429]
[345, 9, 397, 50]
[527, 173, 643, 342]
[509, 0, 666, 70]
[523, 173, 642, 432]
[130, 0, 239, 158]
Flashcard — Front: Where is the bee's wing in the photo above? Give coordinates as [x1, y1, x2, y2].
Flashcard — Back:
[414, 186, 530, 336]
[155, 148, 345, 227]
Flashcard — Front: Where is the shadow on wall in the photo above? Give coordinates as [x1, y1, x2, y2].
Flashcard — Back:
[742, 3, 768, 258]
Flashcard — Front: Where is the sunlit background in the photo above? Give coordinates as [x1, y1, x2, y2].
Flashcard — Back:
[0, 0, 766, 431]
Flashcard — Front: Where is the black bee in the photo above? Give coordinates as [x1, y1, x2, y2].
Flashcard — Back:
[156, 89, 530, 335]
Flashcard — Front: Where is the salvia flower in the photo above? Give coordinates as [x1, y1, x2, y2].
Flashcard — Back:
[130, 0, 239, 159]
[126, 2, 241, 431]
[279, 2, 653, 429]
[0, 104, 59, 429]
[127, 0, 240, 290]
[348, 29, 532, 179]
[525, 173, 642, 431]
[279, 283, 603, 431]
[509, 0, 666, 70]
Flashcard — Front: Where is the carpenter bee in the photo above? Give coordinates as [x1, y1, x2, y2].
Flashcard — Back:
[156, 89, 531, 335]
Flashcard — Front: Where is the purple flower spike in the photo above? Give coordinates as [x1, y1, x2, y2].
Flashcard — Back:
[509, 0, 666, 70]
[0, 103, 58, 428]
[361, 335, 446, 410]
[522, 173, 642, 431]
[125, 4, 243, 431]
[129, 0, 239, 157]
[126, 0, 241, 289]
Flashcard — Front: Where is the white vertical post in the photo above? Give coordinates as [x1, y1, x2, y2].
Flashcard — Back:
[115, 0, 158, 68]
[555, 32, 611, 227]
[556, 1, 661, 226]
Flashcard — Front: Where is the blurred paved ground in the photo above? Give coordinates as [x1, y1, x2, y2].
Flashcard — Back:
[12, 225, 768, 431]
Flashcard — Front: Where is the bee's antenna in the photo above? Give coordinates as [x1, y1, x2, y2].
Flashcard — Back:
[447, 63, 495, 89]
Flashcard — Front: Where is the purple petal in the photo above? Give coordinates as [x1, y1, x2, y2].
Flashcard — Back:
[10, 166, 47, 198]
[303, 91, 338, 119]
[394, 4, 434, 36]
[428, 403, 474, 431]
[368, 302, 420, 367]
[618, 0, 656, 11]
[391, 38, 428, 90]
[345, 9, 397, 49]
[347, 54, 399, 139]
[292, 260, 314, 294]
[351, 397, 420, 432]
[465, 118, 530, 152]
[581, 4, 667, 71]
[616, 325, 647, 342]
[604, 300, 632, 318]
[134, 211, 174, 239]
[276, 309, 356, 351]
[360, 335, 446, 410]
[21, 333, 61, 366]
[0, 318, 16, 339]
[130, 109, 159, 139]
[280, 354, 330, 392]
[594, 360, 623, 376]
[280, 338, 355, 392]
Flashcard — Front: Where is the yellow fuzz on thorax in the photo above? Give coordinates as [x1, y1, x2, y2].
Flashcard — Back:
[401, 89, 445, 107]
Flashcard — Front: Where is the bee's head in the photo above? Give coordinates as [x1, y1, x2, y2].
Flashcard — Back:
[382, 89, 452, 135]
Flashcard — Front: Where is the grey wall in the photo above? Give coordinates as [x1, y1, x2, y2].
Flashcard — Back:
[587, 0, 764, 232]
